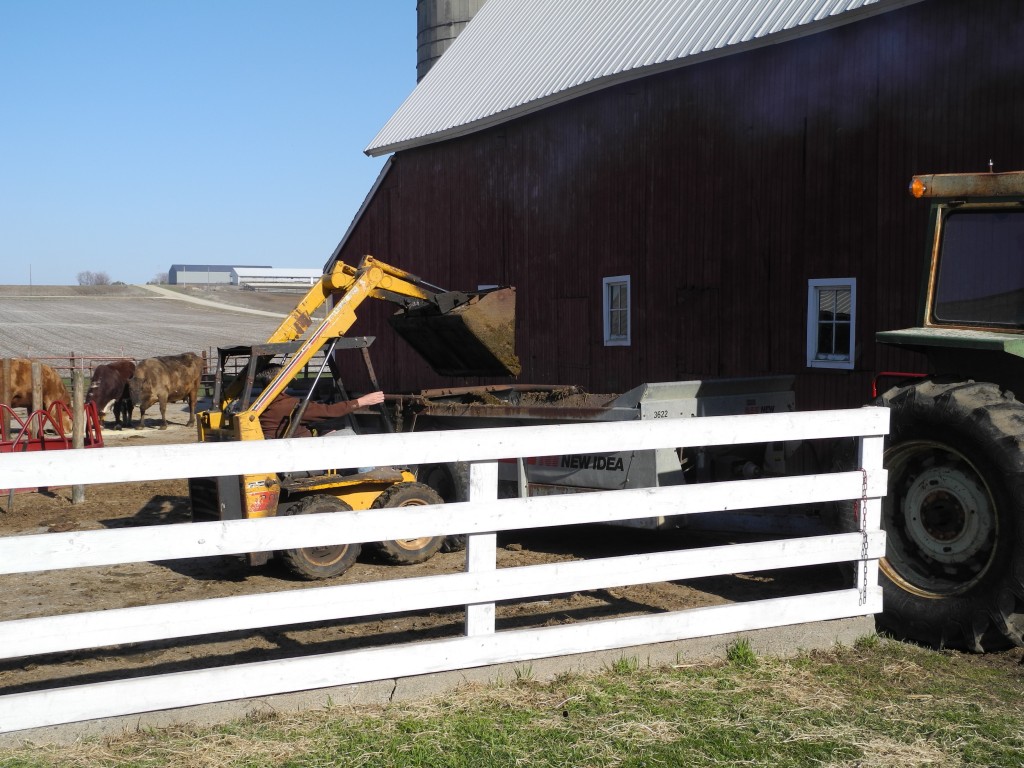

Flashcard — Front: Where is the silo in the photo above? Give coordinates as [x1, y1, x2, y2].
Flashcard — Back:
[416, 0, 487, 81]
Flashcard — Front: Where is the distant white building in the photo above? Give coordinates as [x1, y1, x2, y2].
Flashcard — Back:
[230, 267, 323, 291]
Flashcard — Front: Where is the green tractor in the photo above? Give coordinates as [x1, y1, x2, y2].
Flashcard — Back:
[875, 171, 1024, 651]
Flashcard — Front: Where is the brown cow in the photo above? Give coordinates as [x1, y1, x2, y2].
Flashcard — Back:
[0, 358, 73, 434]
[128, 352, 203, 430]
[86, 359, 136, 430]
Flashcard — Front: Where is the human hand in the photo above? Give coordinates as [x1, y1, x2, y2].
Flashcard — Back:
[356, 391, 385, 407]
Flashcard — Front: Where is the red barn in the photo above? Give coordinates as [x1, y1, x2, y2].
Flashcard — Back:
[331, 0, 1024, 410]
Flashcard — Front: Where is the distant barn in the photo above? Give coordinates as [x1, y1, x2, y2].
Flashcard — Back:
[168, 264, 322, 292]
[168, 264, 270, 286]
[329, 0, 1024, 411]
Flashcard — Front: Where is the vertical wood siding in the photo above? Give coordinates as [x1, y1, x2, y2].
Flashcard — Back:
[336, 0, 1024, 410]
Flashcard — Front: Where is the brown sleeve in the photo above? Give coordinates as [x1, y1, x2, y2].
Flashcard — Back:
[299, 398, 360, 421]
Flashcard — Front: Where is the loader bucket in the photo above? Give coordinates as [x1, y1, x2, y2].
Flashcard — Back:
[389, 287, 521, 377]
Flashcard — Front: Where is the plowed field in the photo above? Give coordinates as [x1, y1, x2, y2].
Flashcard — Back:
[0, 285, 294, 362]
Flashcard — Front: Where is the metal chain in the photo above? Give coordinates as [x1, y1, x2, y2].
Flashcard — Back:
[859, 467, 869, 605]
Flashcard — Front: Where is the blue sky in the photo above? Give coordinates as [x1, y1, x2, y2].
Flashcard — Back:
[0, 1, 416, 286]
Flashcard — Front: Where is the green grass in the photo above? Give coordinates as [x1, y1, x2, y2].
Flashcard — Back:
[725, 637, 758, 668]
[2, 638, 1022, 767]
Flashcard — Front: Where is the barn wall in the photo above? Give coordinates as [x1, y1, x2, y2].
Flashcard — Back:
[336, 0, 1024, 409]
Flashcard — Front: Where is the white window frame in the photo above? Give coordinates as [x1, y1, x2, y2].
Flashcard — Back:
[806, 278, 856, 370]
[603, 275, 631, 346]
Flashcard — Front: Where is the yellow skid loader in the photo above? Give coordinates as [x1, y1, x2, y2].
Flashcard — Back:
[189, 255, 518, 579]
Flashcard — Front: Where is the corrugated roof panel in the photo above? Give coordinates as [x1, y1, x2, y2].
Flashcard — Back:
[366, 0, 926, 156]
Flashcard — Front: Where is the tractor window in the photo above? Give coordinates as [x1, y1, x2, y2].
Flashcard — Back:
[934, 209, 1024, 328]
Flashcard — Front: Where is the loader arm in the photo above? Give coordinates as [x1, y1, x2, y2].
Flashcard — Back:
[265, 256, 438, 344]
[232, 256, 440, 440]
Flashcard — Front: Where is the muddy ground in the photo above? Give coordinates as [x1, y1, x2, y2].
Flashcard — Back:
[2, 404, 1008, 701]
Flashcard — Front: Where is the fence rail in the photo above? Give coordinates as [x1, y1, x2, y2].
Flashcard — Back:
[7, 349, 332, 386]
[2, 352, 212, 380]
[0, 407, 889, 734]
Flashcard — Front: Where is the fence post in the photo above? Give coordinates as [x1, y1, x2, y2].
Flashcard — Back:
[1, 358, 9, 440]
[30, 362, 43, 440]
[465, 460, 498, 637]
[856, 432, 886, 604]
[72, 370, 85, 504]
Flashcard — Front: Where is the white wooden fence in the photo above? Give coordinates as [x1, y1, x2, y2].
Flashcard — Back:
[0, 407, 888, 734]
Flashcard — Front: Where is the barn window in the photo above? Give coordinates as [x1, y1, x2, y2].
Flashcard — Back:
[603, 275, 631, 346]
[807, 278, 856, 369]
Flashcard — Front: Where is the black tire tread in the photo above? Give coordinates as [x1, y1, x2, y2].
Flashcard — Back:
[368, 482, 446, 565]
[878, 379, 1024, 651]
[277, 495, 361, 580]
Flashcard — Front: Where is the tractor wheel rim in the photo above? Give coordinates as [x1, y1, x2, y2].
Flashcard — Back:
[902, 464, 991, 564]
[881, 439, 998, 597]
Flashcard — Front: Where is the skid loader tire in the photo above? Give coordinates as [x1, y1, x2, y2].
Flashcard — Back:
[277, 495, 361, 580]
[414, 462, 469, 553]
[369, 482, 446, 565]
[440, 534, 468, 553]
[878, 379, 1024, 651]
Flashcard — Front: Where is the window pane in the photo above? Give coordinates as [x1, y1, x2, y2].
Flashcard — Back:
[609, 283, 626, 310]
[818, 289, 836, 319]
[834, 322, 851, 356]
[817, 323, 835, 356]
[817, 290, 851, 357]
[934, 210, 1024, 327]
[610, 310, 625, 338]
[835, 290, 851, 320]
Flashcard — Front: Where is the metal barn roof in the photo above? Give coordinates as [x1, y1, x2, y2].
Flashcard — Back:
[366, 0, 925, 156]
[170, 264, 269, 272]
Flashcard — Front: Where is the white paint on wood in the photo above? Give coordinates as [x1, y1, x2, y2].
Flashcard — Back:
[0, 469, 885, 575]
[0, 588, 882, 733]
[466, 462, 498, 637]
[0, 407, 890, 489]
[0, 405, 890, 735]
[0, 532, 884, 660]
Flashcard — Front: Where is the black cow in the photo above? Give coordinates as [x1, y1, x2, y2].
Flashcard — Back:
[86, 359, 136, 430]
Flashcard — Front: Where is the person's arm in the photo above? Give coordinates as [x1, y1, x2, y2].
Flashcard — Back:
[301, 391, 385, 421]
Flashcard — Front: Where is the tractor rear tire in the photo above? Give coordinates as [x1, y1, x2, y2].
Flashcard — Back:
[878, 379, 1024, 651]
[369, 482, 446, 565]
[277, 495, 361, 580]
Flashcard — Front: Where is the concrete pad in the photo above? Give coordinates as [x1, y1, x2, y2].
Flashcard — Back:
[0, 615, 873, 747]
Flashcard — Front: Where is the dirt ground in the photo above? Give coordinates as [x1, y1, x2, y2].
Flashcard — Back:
[2, 405, 1020, 700]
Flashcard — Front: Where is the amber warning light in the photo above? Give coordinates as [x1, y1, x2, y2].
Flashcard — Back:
[910, 177, 927, 198]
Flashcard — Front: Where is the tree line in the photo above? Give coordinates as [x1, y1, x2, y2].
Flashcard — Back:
[77, 271, 170, 286]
